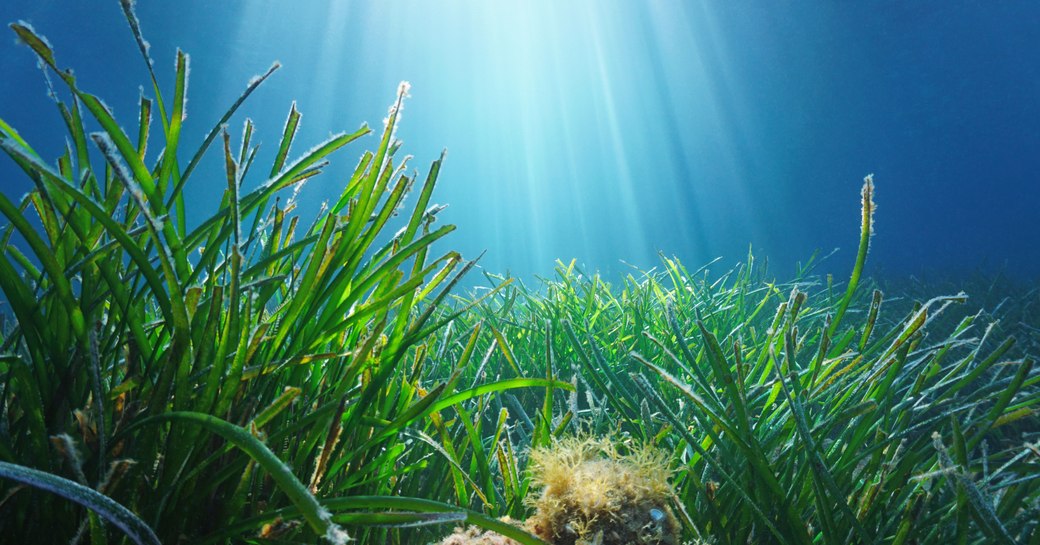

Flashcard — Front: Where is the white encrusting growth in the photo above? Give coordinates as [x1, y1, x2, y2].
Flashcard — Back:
[120, 0, 153, 68]
[861, 173, 876, 236]
[94, 97, 115, 117]
[319, 507, 352, 544]
[248, 61, 282, 88]
[179, 51, 190, 121]
[13, 21, 53, 51]
[91, 132, 164, 234]
[383, 80, 411, 128]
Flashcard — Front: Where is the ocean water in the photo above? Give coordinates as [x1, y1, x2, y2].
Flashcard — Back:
[1, 5, 1038, 543]
[1, 1, 1038, 283]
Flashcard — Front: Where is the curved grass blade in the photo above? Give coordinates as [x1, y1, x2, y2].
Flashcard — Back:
[429, 377, 575, 414]
[332, 510, 467, 528]
[827, 174, 875, 337]
[123, 411, 348, 543]
[200, 495, 550, 545]
[0, 461, 160, 545]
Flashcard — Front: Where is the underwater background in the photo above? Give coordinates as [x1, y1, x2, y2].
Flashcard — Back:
[1, 2, 1039, 545]
[2, 1, 1038, 283]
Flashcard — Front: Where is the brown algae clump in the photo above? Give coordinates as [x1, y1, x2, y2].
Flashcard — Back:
[523, 435, 680, 545]
[435, 436, 680, 545]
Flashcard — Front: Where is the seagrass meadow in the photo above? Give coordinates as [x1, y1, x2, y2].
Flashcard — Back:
[1, 4, 1039, 545]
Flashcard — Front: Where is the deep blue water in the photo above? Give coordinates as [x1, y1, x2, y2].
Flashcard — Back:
[1, 1, 1038, 283]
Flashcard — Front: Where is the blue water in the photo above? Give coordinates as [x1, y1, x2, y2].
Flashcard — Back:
[1, 1, 1038, 282]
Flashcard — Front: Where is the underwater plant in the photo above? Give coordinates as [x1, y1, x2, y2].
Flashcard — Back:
[1, 3, 1037, 545]
[0, 3, 563, 544]
[430, 177, 1040, 544]
[523, 436, 680, 545]
[435, 435, 680, 545]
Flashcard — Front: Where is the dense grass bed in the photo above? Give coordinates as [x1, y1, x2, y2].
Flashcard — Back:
[1, 4, 1037, 544]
